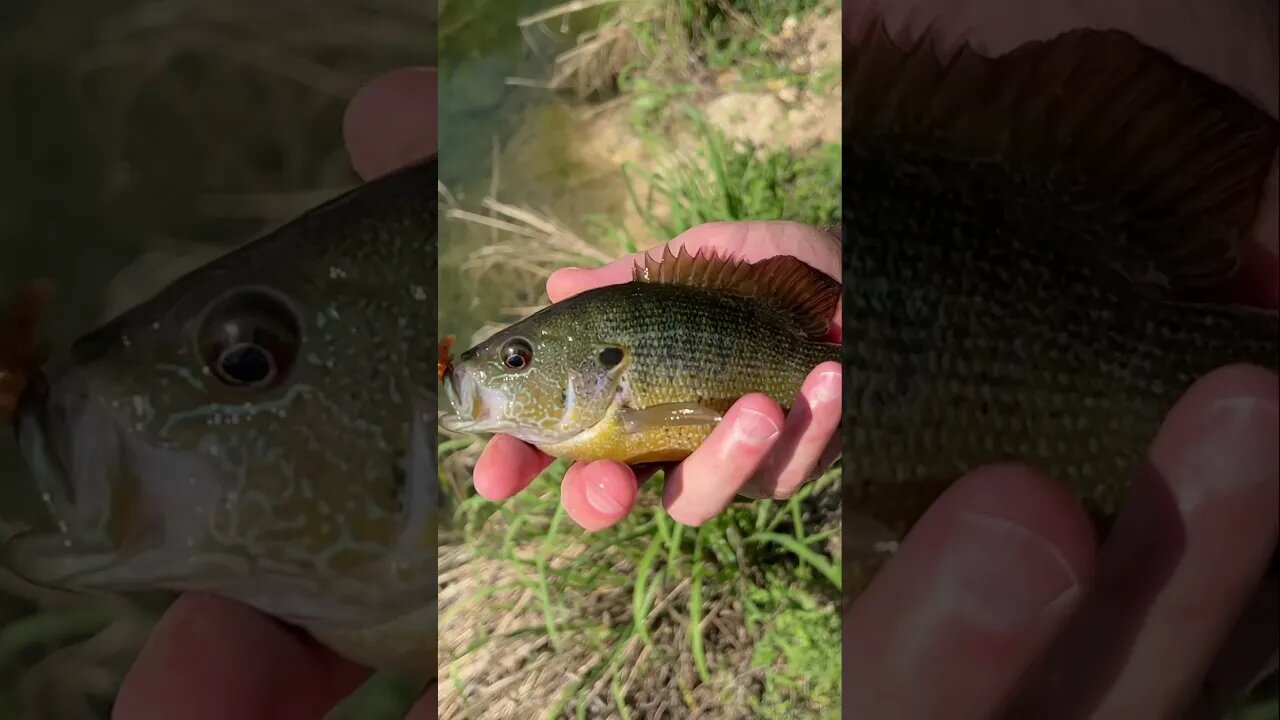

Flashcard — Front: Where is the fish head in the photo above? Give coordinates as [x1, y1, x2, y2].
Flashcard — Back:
[5, 161, 437, 639]
[440, 306, 628, 446]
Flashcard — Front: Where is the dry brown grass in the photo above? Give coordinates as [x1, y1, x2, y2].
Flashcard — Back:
[516, 0, 640, 101]
[446, 198, 617, 282]
[436, 525, 762, 720]
[439, 174, 631, 349]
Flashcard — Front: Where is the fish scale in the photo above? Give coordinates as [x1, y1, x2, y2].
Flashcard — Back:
[4, 155, 439, 680]
[842, 25, 1280, 545]
[562, 283, 838, 461]
[845, 140, 1278, 528]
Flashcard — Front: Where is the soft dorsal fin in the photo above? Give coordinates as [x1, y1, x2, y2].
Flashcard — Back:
[632, 245, 839, 340]
[846, 22, 1279, 299]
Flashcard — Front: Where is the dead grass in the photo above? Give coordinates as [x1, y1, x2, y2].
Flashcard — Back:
[515, 0, 641, 100]
[436, 523, 763, 720]
[445, 197, 618, 281]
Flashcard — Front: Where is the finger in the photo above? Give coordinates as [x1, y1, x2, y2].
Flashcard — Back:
[115, 593, 370, 720]
[815, 432, 843, 473]
[844, 465, 1096, 720]
[741, 361, 842, 499]
[472, 434, 553, 501]
[343, 67, 438, 182]
[561, 460, 639, 531]
[1011, 364, 1280, 720]
[1184, 570, 1279, 720]
[662, 394, 784, 526]
[408, 681, 437, 720]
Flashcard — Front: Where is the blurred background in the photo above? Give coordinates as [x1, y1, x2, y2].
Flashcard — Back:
[0, 1, 433, 718]
[436, 0, 842, 718]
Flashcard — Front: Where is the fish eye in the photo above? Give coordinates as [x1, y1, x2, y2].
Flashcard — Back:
[598, 347, 623, 368]
[215, 342, 275, 386]
[500, 337, 533, 371]
[197, 290, 299, 390]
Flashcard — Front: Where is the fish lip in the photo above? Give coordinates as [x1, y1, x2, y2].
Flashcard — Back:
[437, 364, 557, 441]
[438, 363, 497, 433]
[13, 370, 75, 511]
[439, 364, 470, 430]
[438, 360, 611, 445]
[12, 366, 124, 563]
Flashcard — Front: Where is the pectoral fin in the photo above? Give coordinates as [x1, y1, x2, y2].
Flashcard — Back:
[619, 403, 723, 434]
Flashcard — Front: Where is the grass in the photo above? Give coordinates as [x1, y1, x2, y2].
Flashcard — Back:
[614, 104, 840, 247]
[437, 27, 843, 711]
[437, 457, 841, 719]
[525, 0, 836, 129]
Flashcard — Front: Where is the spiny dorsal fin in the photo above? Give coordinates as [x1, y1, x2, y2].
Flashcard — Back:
[631, 245, 839, 340]
[846, 22, 1279, 298]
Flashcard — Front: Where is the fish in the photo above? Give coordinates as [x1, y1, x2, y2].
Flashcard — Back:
[1, 154, 438, 680]
[439, 247, 842, 464]
[841, 24, 1279, 549]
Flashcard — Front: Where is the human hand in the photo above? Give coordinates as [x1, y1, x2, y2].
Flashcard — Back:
[114, 67, 438, 720]
[471, 221, 843, 531]
[843, 2, 1279, 719]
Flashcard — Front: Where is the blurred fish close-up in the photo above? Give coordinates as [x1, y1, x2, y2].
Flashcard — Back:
[842, 21, 1278, 543]
[1, 156, 438, 680]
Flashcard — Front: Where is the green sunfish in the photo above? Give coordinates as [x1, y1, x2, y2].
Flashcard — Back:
[842, 25, 1279, 538]
[3, 155, 438, 679]
[439, 247, 841, 464]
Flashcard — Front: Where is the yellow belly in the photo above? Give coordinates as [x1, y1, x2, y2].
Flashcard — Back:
[537, 404, 717, 464]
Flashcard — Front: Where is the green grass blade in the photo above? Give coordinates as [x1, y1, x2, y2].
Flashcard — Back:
[689, 524, 712, 684]
[747, 532, 842, 590]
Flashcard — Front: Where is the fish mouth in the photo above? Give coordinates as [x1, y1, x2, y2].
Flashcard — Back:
[438, 364, 576, 444]
[438, 364, 505, 434]
[13, 368, 77, 521]
[6, 368, 240, 593]
[5, 366, 131, 587]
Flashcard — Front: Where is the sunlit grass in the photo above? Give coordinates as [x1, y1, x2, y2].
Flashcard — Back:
[438, 443, 841, 718]
[437, 70, 843, 716]
[521, 0, 834, 127]
[614, 104, 840, 245]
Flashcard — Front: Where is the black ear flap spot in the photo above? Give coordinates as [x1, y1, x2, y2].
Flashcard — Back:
[597, 346, 624, 369]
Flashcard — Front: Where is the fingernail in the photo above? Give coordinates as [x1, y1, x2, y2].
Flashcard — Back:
[585, 469, 627, 515]
[812, 370, 841, 404]
[732, 408, 780, 447]
[934, 512, 1082, 632]
[1172, 395, 1279, 514]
